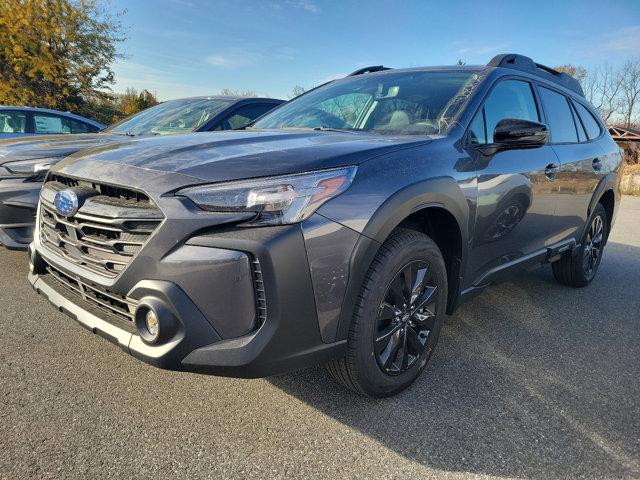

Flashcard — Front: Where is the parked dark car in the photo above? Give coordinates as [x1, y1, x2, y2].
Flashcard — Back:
[28, 55, 622, 397]
[0, 106, 104, 139]
[0, 96, 283, 249]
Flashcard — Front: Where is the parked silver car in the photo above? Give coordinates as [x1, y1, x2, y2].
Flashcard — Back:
[0, 106, 104, 139]
[0, 96, 284, 249]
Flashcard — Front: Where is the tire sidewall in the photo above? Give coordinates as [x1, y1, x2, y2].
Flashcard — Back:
[352, 233, 448, 396]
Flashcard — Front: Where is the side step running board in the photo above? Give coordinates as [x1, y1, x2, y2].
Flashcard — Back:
[546, 239, 578, 263]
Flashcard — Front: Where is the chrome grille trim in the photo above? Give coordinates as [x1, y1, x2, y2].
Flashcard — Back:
[39, 176, 163, 278]
[44, 261, 138, 326]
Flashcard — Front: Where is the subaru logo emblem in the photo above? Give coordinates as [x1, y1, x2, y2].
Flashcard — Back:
[54, 189, 80, 217]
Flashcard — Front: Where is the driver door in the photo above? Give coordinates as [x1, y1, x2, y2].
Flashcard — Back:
[465, 78, 561, 286]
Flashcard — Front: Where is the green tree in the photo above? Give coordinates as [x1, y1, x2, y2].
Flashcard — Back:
[117, 87, 158, 117]
[0, 0, 124, 119]
[135, 89, 158, 111]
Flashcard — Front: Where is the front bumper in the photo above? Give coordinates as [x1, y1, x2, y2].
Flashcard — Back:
[0, 178, 41, 250]
[29, 213, 348, 378]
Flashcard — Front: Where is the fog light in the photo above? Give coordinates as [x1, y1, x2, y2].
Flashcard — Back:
[145, 310, 159, 339]
[134, 299, 176, 345]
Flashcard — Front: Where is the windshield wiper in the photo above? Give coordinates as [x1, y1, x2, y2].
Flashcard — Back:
[312, 126, 358, 134]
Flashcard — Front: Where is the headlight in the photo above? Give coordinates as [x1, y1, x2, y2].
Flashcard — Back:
[0, 157, 62, 178]
[176, 166, 357, 226]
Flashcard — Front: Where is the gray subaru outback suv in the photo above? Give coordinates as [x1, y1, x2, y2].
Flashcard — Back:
[28, 54, 622, 397]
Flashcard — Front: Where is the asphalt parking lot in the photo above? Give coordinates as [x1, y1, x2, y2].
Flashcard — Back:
[1, 197, 639, 480]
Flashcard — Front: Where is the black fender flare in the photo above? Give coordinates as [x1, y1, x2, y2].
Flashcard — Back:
[334, 177, 470, 341]
[586, 172, 618, 242]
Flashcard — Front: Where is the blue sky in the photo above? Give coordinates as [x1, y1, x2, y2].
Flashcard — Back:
[110, 0, 640, 100]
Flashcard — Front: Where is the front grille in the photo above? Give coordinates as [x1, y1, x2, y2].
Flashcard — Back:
[49, 173, 150, 203]
[252, 257, 267, 326]
[39, 175, 163, 278]
[45, 261, 138, 329]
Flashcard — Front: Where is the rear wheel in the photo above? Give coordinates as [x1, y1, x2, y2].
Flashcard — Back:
[552, 203, 608, 287]
[327, 229, 448, 397]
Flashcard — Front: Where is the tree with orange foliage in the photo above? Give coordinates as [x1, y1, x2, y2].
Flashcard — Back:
[0, 0, 123, 118]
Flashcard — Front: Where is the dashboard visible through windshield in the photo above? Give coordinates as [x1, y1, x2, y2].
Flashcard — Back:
[105, 98, 234, 136]
[254, 70, 479, 135]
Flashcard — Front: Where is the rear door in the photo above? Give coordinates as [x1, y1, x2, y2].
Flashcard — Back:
[537, 85, 604, 244]
[465, 78, 561, 286]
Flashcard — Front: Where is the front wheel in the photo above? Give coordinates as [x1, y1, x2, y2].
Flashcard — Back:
[552, 203, 608, 287]
[327, 229, 448, 398]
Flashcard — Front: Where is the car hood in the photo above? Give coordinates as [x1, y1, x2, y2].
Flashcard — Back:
[0, 133, 130, 162]
[55, 130, 432, 183]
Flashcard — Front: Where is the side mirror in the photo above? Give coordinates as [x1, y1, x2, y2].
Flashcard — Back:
[493, 118, 549, 149]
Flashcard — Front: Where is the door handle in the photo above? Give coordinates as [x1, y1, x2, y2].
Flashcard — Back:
[545, 163, 559, 179]
[592, 158, 602, 171]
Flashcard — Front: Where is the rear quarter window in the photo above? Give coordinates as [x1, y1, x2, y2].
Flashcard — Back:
[573, 101, 602, 140]
[69, 118, 99, 133]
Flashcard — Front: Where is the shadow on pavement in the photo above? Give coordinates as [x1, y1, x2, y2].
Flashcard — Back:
[269, 240, 640, 479]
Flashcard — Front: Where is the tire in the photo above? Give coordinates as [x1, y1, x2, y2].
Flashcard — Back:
[327, 229, 448, 398]
[552, 203, 608, 287]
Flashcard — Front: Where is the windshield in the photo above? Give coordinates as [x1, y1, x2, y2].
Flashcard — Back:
[254, 70, 479, 135]
[105, 98, 234, 136]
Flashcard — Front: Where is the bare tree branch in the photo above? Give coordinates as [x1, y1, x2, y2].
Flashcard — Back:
[619, 58, 640, 128]
[583, 64, 624, 125]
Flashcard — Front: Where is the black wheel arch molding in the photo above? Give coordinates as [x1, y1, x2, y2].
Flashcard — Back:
[330, 176, 469, 342]
[586, 172, 620, 243]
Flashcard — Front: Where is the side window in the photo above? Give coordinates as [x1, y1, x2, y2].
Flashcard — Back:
[33, 113, 71, 134]
[573, 101, 602, 140]
[483, 80, 539, 143]
[69, 119, 98, 134]
[0, 111, 27, 133]
[220, 104, 277, 130]
[467, 110, 486, 144]
[570, 105, 587, 142]
[538, 87, 578, 143]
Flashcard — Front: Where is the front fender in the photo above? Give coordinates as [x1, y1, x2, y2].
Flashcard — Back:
[331, 177, 470, 341]
[361, 176, 470, 244]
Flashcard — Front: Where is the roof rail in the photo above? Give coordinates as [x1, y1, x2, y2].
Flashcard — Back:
[348, 65, 391, 76]
[487, 53, 585, 97]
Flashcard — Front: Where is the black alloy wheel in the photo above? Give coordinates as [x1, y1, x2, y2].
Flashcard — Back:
[374, 261, 438, 375]
[583, 213, 604, 279]
[327, 229, 448, 398]
[552, 202, 608, 287]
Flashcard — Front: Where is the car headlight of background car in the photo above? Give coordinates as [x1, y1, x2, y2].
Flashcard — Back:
[176, 166, 357, 226]
[0, 157, 63, 180]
